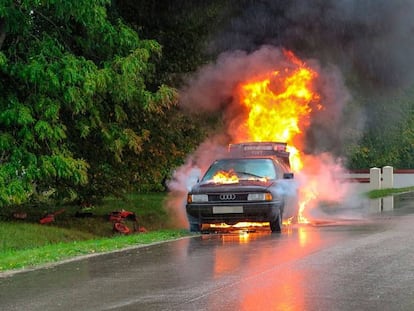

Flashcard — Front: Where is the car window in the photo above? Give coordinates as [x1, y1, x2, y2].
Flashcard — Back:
[201, 158, 277, 181]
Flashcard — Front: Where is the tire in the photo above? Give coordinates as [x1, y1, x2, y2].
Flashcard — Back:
[189, 222, 201, 232]
[270, 209, 283, 233]
[187, 214, 201, 232]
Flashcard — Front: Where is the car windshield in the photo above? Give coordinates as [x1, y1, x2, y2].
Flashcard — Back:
[201, 158, 277, 182]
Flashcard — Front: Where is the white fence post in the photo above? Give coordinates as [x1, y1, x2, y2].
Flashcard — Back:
[370, 167, 381, 190]
[382, 166, 394, 189]
[382, 196, 394, 211]
[382, 166, 394, 211]
[369, 167, 382, 212]
[370, 198, 382, 212]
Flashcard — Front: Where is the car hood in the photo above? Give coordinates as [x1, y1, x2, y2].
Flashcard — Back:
[190, 180, 275, 193]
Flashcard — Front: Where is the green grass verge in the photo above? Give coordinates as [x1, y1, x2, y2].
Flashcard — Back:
[1, 192, 175, 237]
[366, 186, 414, 199]
[0, 222, 96, 251]
[0, 229, 190, 272]
[0, 192, 192, 273]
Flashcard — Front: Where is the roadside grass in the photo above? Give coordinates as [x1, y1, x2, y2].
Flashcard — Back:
[1, 192, 175, 237]
[0, 192, 191, 273]
[366, 186, 414, 199]
[0, 229, 190, 272]
[0, 222, 96, 251]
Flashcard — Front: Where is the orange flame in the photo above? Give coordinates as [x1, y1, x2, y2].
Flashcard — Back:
[213, 169, 239, 184]
[234, 51, 322, 223]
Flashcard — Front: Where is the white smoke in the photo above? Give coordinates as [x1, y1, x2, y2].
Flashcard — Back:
[165, 136, 228, 228]
[294, 153, 368, 220]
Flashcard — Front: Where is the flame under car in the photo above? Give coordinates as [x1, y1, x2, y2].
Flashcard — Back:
[186, 142, 295, 233]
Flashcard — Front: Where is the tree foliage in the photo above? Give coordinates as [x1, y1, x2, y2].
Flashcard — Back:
[0, 0, 176, 207]
[346, 87, 414, 169]
[116, 0, 232, 86]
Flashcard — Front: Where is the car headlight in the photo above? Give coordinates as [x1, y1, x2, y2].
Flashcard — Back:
[187, 194, 209, 203]
[247, 192, 273, 201]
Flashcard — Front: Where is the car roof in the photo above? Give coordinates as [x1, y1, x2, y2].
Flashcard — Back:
[227, 142, 291, 168]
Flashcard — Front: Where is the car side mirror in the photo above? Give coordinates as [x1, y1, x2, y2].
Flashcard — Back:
[283, 172, 294, 179]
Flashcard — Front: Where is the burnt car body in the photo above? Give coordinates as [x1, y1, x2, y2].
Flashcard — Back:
[186, 142, 295, 233]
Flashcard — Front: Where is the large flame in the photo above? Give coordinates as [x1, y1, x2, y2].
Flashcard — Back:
[212, 169, 269, 184]
[233, 51, 322, 223]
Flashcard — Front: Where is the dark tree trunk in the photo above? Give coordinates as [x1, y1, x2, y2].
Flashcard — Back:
[0, 18, 6, 50]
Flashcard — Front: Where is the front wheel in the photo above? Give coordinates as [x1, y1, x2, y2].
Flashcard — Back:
[187, 214, 201, 232]
[270, 210, 283, 233]
[189, 222, 201, 232]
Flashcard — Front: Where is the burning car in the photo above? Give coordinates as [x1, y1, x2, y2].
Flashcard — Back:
[186, 142, 295, 233]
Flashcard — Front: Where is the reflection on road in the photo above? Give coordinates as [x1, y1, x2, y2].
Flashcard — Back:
[200, 224, 324, 311]
[298, 226, 309, 247]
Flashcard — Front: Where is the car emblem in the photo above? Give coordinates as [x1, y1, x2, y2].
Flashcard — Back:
[220, 193, 236, 200]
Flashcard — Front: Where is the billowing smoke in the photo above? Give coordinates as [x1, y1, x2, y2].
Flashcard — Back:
[209, 0, 414, 90]
[165, 136, 229, 228]
[166, 46, 361, 227]
[166, 1, 414, 227]
[207, 0, 414, 136]
[180, 46, 358, 154]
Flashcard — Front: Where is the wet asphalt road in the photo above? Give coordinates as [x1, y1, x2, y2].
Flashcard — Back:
[1, 196, 414, 311]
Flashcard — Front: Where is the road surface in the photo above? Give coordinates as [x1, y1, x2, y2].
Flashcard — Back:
[1, 195, 414, 311]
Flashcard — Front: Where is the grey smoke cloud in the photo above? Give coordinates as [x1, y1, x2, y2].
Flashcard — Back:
[180, 46, 356, 155]
[180, 47, 292, 113]
[209, 0, 414, 89]
[166, 1, 398, 227]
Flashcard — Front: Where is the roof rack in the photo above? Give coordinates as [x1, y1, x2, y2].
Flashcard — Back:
[228, 142, 290, 167]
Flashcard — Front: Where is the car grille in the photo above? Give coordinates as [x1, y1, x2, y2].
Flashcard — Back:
[208, 193, 249, 202]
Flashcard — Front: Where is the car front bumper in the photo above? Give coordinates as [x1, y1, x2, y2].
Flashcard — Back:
[186, 201, 282, 224]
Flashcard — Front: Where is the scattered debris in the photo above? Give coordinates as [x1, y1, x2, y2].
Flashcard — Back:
[39, 209, 65, 224]
[113, 222, 132, 234]
[109, 210, 147, 234]
[109, 210, 136, 222]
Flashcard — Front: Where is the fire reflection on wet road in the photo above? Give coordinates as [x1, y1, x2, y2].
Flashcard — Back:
[2, 203, 414, 311]
[188, 224, 332, 311]
[209, 231, 309, 310]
